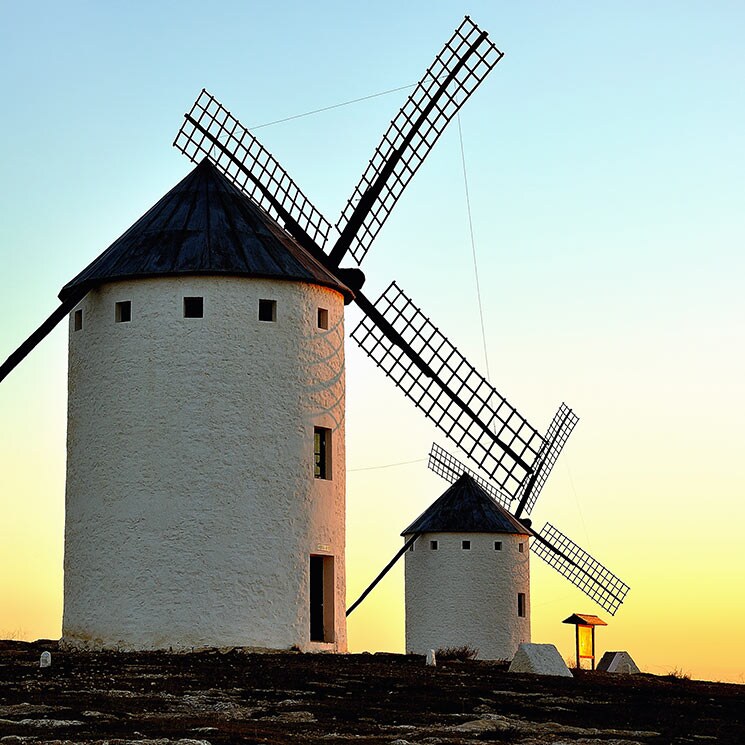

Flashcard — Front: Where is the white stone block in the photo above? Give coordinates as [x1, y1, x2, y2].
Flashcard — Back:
[426, 649, 436, 667]
[40, 651, 51, 668]
[508, 643, 572, 677]
[597, 651, 640, 674]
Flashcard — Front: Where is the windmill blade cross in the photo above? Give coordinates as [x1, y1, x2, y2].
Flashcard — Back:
[329, 16, 503, 267]
[352, 281, 544, 496]
[174, 89, 333, 259]
[532, 522, 630, 615]
[514, 403, 579, 518]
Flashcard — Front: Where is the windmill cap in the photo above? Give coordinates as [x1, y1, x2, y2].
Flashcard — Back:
[59, 159, 353, 302]
[401, 473, 529, 536]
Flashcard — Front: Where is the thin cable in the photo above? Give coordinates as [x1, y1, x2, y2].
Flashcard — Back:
[348, 457, 426, 473]
[249, 83, 415, 131]
[564, 457, 592, 549]
[457, 113, 491, 380]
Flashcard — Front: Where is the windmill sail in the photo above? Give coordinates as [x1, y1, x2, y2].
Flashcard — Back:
[174, 89, 332, 256]
[352, 281, 544, 496]
[428, 442, 512, 509]
[514, 403, 579, 517]
[532, 522, 630, 615]
[329, 16, 503, 267]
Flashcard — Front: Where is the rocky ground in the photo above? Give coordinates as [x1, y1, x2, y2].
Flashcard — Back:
[0, 640, 743, 744]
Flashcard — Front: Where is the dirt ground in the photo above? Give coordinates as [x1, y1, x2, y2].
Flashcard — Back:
[0, 640, 742, 744]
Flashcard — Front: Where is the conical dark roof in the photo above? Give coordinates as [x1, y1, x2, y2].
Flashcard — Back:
[59, 159, 352, 301]
[401, 473, 529, 536]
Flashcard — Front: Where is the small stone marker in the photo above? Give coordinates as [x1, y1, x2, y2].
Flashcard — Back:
[508, 643, 572, 677]
[426, 649, 436, 667]
[597, 650, 640, 674]
[40, 651, 52, 668]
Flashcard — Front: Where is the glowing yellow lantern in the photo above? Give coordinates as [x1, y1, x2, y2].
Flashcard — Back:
[562, 613, 607, 670]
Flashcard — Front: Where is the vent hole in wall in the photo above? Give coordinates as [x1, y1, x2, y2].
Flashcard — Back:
[318, 308, 329, 329]
[115, 301, 131, 323]
[184, 297, 204, 318]
[259, 299, 277, 322]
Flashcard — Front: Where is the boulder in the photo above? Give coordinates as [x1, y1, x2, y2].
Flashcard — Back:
[597, 651, 640, 674]
[508, 643, 573, 677]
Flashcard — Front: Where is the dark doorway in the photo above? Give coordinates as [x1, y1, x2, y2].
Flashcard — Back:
[309, 555, 334, 643]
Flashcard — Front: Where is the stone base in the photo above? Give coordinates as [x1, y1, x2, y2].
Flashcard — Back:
[508, 643, 573, 677]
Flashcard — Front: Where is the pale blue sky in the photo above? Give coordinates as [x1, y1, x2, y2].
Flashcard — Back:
[1, 1, 744, 679]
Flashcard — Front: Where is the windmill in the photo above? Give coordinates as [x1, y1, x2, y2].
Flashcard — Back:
[347, 405, 628, 658]
[0, 16, 628, 650]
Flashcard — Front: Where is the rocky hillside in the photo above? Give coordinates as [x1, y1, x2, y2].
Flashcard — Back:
[0, 640, 742, 744]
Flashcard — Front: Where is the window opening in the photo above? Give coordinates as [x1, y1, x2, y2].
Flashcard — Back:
[518, 592, 526, 618]
[310, 555, 335, 642]
[462, 540, 471, 550]
[519, 542, 525, 553]
[184, 296, 204, 318]
[314, 427, 331, 480]
[494, 541, 502, 551]
[259, 298, 277, 322]
[73, 309, 83, 331]
[430, 540, 438, 550]
[317, 308, 329, 329]
[115, 301, 131, 323]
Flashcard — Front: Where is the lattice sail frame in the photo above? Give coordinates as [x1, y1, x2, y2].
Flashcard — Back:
[333, 16, 503, 266]
[428, 442, 512, 509]
[352, 281, 544, 495]
[174, 89, 332, 251]
[515, 403, 579, 516]
[532, 523, 630, 615]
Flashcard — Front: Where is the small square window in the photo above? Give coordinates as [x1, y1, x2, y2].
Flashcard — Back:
[518, 592, 526, 618]
[259, 299, 277, 322]
[73, 309, 83, 331]
[430, 540, 438, 550]
[518, 542, 525, 553]
[461, 540, 471, 550]
[314, 426, 331, 480]
[494, 541, 502, 551]
[184, 296, 203, 318]
[115, 301, 131, 323]
[317, 308, 329, 329]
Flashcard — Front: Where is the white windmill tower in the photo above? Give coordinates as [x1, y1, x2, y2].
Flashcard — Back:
[58, 160, 353, 650]
[402, 473, 531, 660]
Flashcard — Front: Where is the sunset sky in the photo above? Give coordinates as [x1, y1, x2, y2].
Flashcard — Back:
[1, 2, 743, 683]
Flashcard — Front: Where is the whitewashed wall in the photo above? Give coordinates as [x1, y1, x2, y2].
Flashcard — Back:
[404, 531, 530, 660]
[63, 275, 347, 651]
